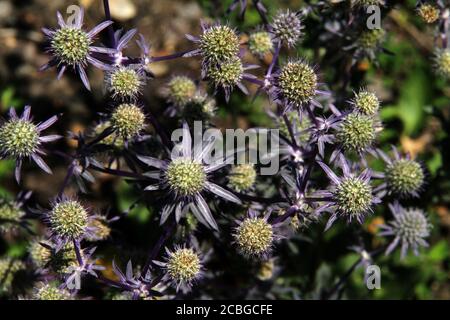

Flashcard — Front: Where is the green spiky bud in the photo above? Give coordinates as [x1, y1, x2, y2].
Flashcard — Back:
[199, 25, 240, 63]
[85, 215, 111, 242]
[229, 164, 257, 192]
[352, 90, 380, 115]
[271, 10, 302, 47]
[235, 218, 273, 258]
[167, 76, 197, 107]
[108, 67, 143, 100]
[277, 61, 317, 107]
[385, 159, 424, 196]
[0, 258, 25, 294]
[49, 200, 88, 239]
[0, 199, 25, 232]
[29, 239, 51, 269]
[391, 208, 430, 247]
[279, 111, 311, 142]
[0, 119, 39, 158]
[111, 104, 145, 140]
[417, 3, 440, 24]
[206, 56, 243, 88]
[51, 27, 90, 65]
[166, 159, 206, 196]
[357, 28, 385, 49]
[248, 31, 273, 56]
[434, 49, 450, 79]
[336, 113, 377, 153]
[166, 248, 201, 283]
[334, 177, 373, 216]
[34, 283, 71, 300]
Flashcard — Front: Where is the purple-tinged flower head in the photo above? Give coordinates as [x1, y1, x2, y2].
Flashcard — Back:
[0, 106, 60, 183]
[378, 147, 425, 198]
[433, 49, 450, 79]
[379, 202, 431, 259]
[85, 214, 112, 242]
[110, 103, 146, 141]
[0, 191, 31, 233]
[41, 8, 115, 90]
[154, 245, 203, 292]
[316, 159, 380, 230]
[233, 210, 282, 260]
[137, 123, 241, 230]
[270, 9, 303, 48]
[228, 163, 257, 192]
[248, 30, 274, 57]
[33, 282, 71, 300]
[184, 22, 240, 65]
[271, 59, 325, 112]
[165, 76, 197, 108]
[417, 3, 440, 24]
[106, 65, 146, 101]
[350, 27, 386, 61]
[28, 238, 52, 270]
[350, 89, 380, 116]
[205, 56, 258, 101]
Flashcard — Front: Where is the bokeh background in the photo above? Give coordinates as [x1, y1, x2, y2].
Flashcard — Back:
[0, 0, 449, 299]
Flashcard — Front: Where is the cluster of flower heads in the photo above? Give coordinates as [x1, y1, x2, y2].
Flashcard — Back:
[0, 0, 444, 300]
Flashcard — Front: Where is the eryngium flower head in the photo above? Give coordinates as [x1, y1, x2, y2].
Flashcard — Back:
[111, 103, 146, 140]
[187, 23, 240, 64]
[433, 49, 450, 79]
[85, 215, 111, 242]
[33, 283, 71, 300]
[181, 93, 217, 123]
[49, 200, 88, 240]
[417, 3, 440, 24]
[271, 10, 303, 47]
[234, 212, 274, 259]
[0, 258, 25, 294]
[335, 113, 377, 154]
[0, 198, 25, 232]
[107, 66, 144, 100]
[0, 106, 60, 182]
[351, 90, 380, 115]
[28, 239, 51, 269]
[357, 28, 386, 50]
[248, 31, 273, 56]
[207, 56, 243, 89]
[228, 164, 257, 192]
[41, 8, 115, 90]
[273, 60, 318, 109]
[380, 202, 431, 258]
[385, 158, 424, 197]
[166, 158, 207, 196]
[166, 76, 197, 107]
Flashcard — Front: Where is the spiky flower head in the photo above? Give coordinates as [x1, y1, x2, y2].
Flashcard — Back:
[417, 3, 440, 24]
[166, 247, 201, 285]
[279, 111, 311, 143]
[352, 90, 380, 115]
[0, 258, 25, 294]
[51, 27, 91, 66]
[28, 239, 51, 269]
[107, 66, 144, 100]
[229, 164, 257, 192]
[433, 49, 450, 79]
[275, 60, 317, 108]
[235, 216, 273, 258]
[166, 159, 206, 197]
[181, 93, 217, 123]
[166, 76, 197, 107]
[49, 200, 88, 240]
[357, 28, 386, 50]
[85, 215, 111, 242]
[0, 198, 25, 232]
[248, 31, 273, 56]
[334, 177, 373, 217]
[336, 113, 377, 154]
[271, 10, 303, 47]
[33, 283, 71, 300]
[206, 56, 244, 89]
[198, 24, 240, 64]
[385, 158, 424, 197]
[111, 104, 146, 140]
[380, 203, 431, 258]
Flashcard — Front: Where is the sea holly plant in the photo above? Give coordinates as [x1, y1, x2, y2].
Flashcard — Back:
[0, 0, 446, 300]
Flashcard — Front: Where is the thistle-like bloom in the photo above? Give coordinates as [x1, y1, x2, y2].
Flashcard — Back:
[41, 8, 115, 90]
[137, 124, 241, 230]
[417, 3, 440, 23]
[0, 258, 25, 295]
[180, 93, 217, 123]
[154, 246, 203, 292]
[270, 10, 303, 48]
[433, 49, 450, 79]
[106, 65, 145, 101]
[228, 164, 257, 192]
[354, 28, 386, 60]
[0, 191, 30, 232]
[233, 210, 281, 259]
[33, 283, 71, 300]
[110, 103, 146, 141]
[85, 215, 112, 242]
[379, 202, 431, 258]
[316, 160, 380, 230]
[248, 31, 273, 57]
[184, 23, 240, 65]
[0, 106, 60, 183]
[28, 238, 52, 269]
[165, 76, 197, 107]
[378, 148, 425, 197]
[350, 89, 380, 116]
